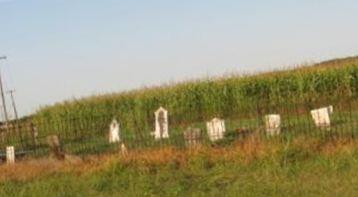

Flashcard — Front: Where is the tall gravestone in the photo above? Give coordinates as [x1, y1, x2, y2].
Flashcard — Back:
[265, 114, 281, 136]
[153, 107, 169, 140]
[6, 146, 15, 164]
[183, 127, 201, 147]
[109, 119, 121, 143]
[206, 118, 226, 142]
[311, 106, 333, 128]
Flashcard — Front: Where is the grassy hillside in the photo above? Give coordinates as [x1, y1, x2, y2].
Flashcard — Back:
[1, 137, 358, 196]
[33, 57, 358, 134]
[0, 57, 357, 196]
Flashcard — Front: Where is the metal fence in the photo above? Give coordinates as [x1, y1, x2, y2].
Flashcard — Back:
[0, 96, 357, 159]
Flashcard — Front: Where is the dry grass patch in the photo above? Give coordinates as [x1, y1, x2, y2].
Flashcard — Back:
[1, 137, 358, 183]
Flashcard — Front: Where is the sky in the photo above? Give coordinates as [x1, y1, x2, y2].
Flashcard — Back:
[0, 0, 358, 118]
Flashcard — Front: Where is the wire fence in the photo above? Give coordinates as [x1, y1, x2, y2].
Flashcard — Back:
[0, 96, 357, 159]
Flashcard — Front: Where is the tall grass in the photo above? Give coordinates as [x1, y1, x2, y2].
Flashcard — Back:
[1, 137, 358, 196]
[33, 57, 358, 135]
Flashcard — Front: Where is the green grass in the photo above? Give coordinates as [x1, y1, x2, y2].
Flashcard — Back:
[1, 138, 358, 196]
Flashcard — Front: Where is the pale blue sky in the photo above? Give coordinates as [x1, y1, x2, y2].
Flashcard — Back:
[0, 0, 358, 117]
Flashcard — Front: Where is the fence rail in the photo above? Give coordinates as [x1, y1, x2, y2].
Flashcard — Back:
[0, 97, 357, 159]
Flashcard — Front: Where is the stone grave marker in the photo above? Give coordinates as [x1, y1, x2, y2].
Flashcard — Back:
[206, 118, 226, 141]
[109, 119, 121, 143]
[120, 143, 128, 156]
[47, 135, 65, 160]
[6, 146, 15, 164]
[264, 114, 281, 136]
[311, 106, 333, 128]
[183, 127, 201, 147]
[29, 122, 39, 146]
[153, 107, 169, 140]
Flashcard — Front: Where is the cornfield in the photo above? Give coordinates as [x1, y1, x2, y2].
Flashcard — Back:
[0, 57, 354, 158]
[33, 57, 358, 135]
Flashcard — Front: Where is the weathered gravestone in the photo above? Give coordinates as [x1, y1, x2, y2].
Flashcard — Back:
[264, 114, 281, 136]
[311, 106, 333, 128]
[152, 107, 169, 140]
[6, 146, 15, 164]
[206, 118, 226, 142]
[183, 127, 201, 147]
[109, 119, 120, 143]
[120, 143, 128, 156]
[29, 122, 39, 146]
[47, 135, 65, 160]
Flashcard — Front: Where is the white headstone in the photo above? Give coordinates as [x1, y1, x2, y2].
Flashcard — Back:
[264, 114, 281, 136]
[6, 146, 15, 164]
[311, 106, 333, 128]
[153, 107, 169, 140]
[206, 118, 226, 141]
[109, 119, 120, 143]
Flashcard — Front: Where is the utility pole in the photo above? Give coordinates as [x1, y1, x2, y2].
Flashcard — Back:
[0, 56, 9, 127]
[7, 90, 19, 121]
[7, 89, 23, 148]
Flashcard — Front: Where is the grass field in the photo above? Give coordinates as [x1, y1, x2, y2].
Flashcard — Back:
[1, 137, 358, 196]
